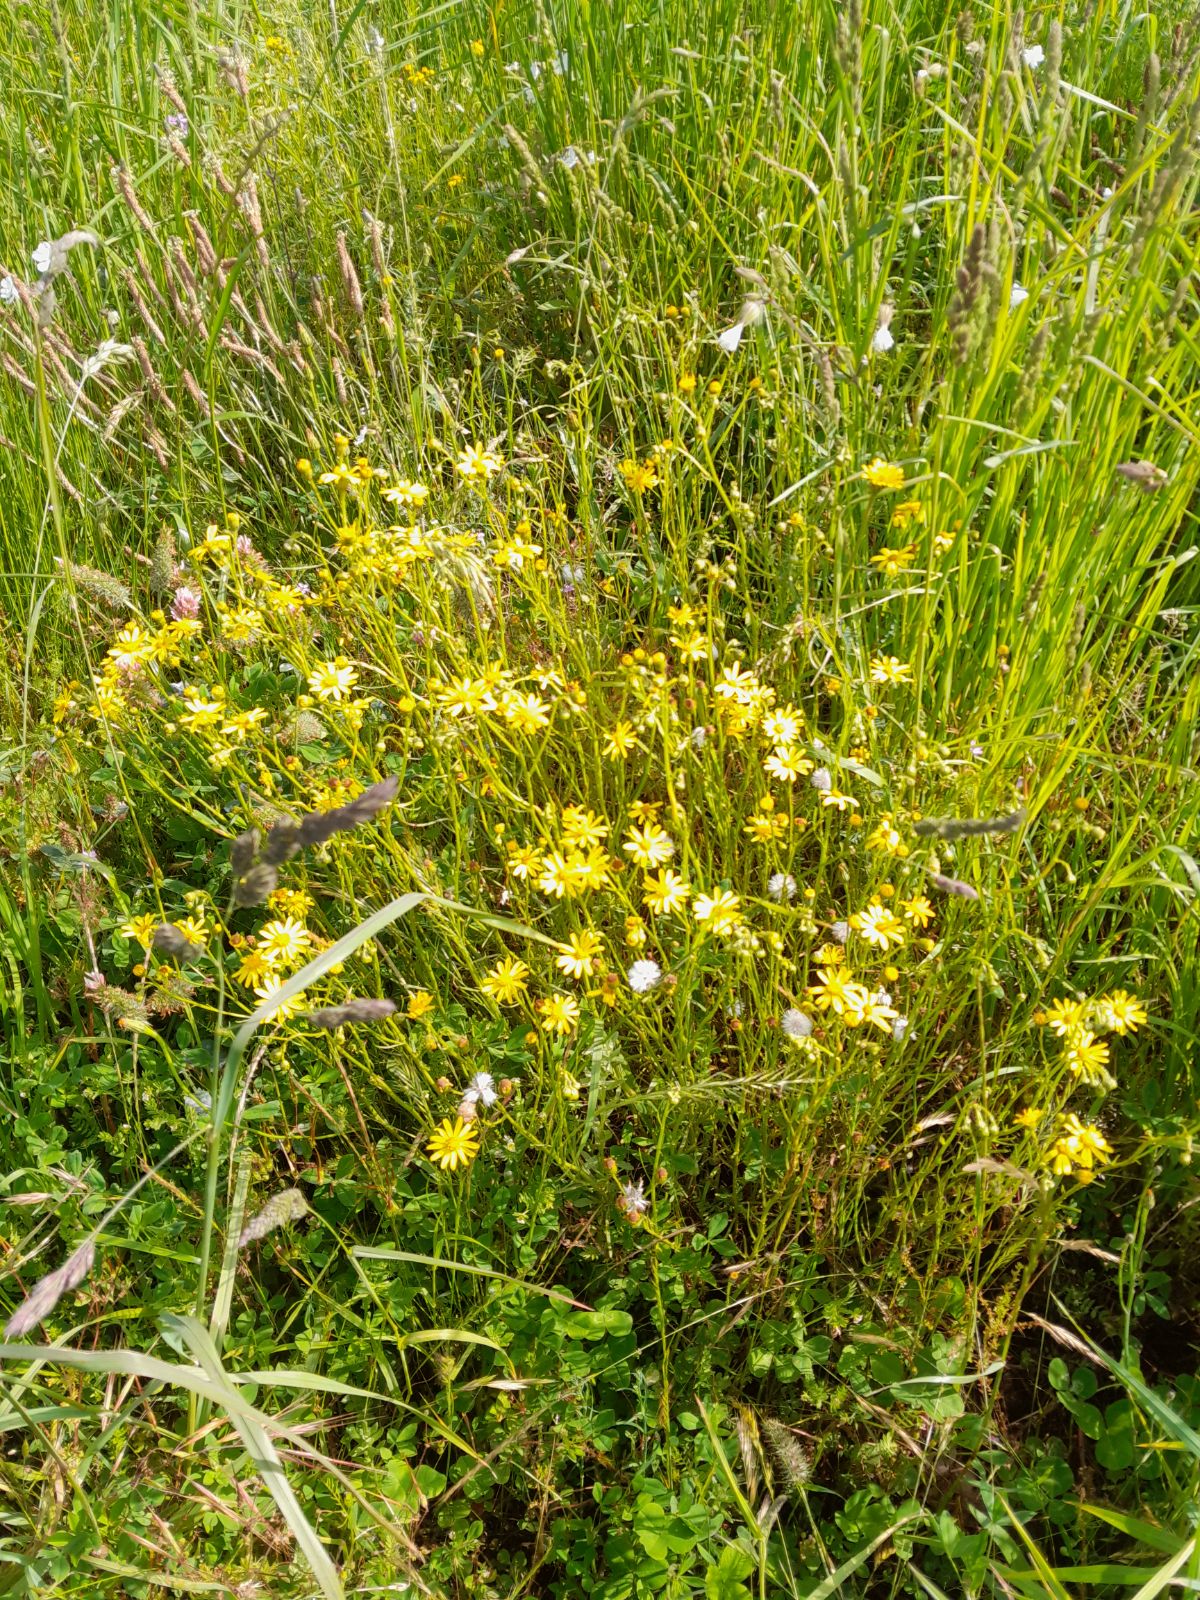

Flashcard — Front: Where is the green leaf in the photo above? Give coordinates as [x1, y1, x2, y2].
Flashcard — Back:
[563, 1309, 633, 1341]
[705, 1545, 755, 1600]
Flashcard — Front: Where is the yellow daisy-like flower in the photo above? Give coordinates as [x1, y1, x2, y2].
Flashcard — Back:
[1093, 989, 1148, 1036]
[120, 913, 159, 949]
[382, 479, 430, 507]
[869, 655, 913, 686]
[849, 901, 906, 950]
[1014, 1107, 1042, 1131]
[506, 843, 540, 880]
[692, 889, 742, 936]
[234, 948, 277, 988]
[901, 894, 934, 928]
[256, 917, 312, 968]
[807, 966, 869, 1015]
[624, 823, 675, 869]
[538, 993, 580, 1035]
[764, 747, 812, 784]
[456, 444, 503, 483]
[1049, 1113, 1113, 1182]
[619, 458, 659, 495]
[1064, 1030, 1111, 1083]
[308, 656, 359, 701]
[556, 931, 604, 980]
[862, 457, 906, 490]
[889, 499, 925, 529]
[1042, 998, 1088, 1037]
[501, 691, 552, 734]
[481, 956, 531, 1004]
[561, 807, 609, 850]
[643, 868, 691, 916]
[107, 624, 157, 669]
[603, 721, 639, 759]
[870, 543, 918, 575]
[426, 1117, 480, 1172]
[252, 975, 304, 1020]
[407, 991, 435, 1020]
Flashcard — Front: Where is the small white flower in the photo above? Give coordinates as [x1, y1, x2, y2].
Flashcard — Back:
[767, 872, 796, 902]
[892, 1016, 909, 1043]
[558, 145, 581, 170]
[872, 322, 895, 354]
[627, 959, 662, 994]
[830, 920, 850, 945]
[31, 241, 53, 275]
[717, 320, 744, 354]
[871, 989, 892, 1007]
[1022, 44, 1045, 68]
[690, 726, 708, 749]
[0, 276, 17, 305]
[619, 1180, 649, 1218]
[811, 767, 832, 793]
[781, 1008, 813, 1039]
[1009, 282, 1029, 310]
[463, 1070, 497, 1108]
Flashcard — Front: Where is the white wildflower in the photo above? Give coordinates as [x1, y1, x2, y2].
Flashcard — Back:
[811, 767, 832, 793]
[0, 276, 17, 305]
[1022, 44, 1045, 67]
[767, 872, 796, 902]
[618, 1180, 649, 1219]
[781, 1008, 813, 1039]
[830, 920, 850, 945]
[31, 242, 53, 275]
[1009, 282, 1029, 309]
[627, 959, 662, 994]
[463, 1070, 497, 1108]
[892, 1016, 909, 1043]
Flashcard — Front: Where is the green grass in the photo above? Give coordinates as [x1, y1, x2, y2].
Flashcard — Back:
[0, 0, 1198, 1594]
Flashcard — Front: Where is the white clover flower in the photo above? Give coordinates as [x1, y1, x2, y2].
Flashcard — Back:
[1022, 44, 1045, 67]
[892, 1016, 909, 1043]
[31, 241, 53, 275]
[811, 767, 832, 793]
[781, 1008, 813, 1039]
[767, 872, 796, 902]
[627, 959, 662, 994]
[463, 1070, 497, 1108]
[1009, 282, 1029, 310]
[0, 276, 17, 306]
[830, 920, 850, 945]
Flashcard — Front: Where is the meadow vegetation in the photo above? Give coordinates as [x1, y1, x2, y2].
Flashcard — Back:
[0, 0, 1199, 1594]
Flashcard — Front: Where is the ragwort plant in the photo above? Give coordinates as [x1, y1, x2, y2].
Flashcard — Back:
[0, 0, 1198, 1593]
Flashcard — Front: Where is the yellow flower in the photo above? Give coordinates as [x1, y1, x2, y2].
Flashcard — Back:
[1049, 1113, 1113, 1182]
[257, 917, 312, 968]
[862, 458, 906, 490]
[383, 479, 430, 507]
[506, 843, 540, 880]
[624, 914, 648, 949]
[623, 823, 675, 869]
[235, 948, 277, 988]
[538, 993, 580, 1035]
[427, 1117, 480, 1172]
[556, 931, 604, 980]
[643, 868, 691, 916]
[870, 543, 918, 576]
[1064, 1030, 1111, 1084]
[493, 539, 543, 571]
[253, 974, 304, 1020]
[849, 901, 906, 950]
[843, 989, 898, 1032]
[619, 458, 659, 494]
[1043, 998, 1088, 1037]
[456, 444, 503, 483]
[692, 889, 742, 936]
[603, 721, 638, 759]
[1014, 1107, 1042, 1131]
[902, 894, 934, 928]
[890, 499, 925, 529]
[501, 692, 552, 734]
[179, 689, 225, 732]
[744, 809, 789, 843]
[107, 625, 156, 669]
[481, 956, 531, 1003]
[565, 848, 610, 894]
[561, 807, 609, 850]
[308, 657, 359, 701]
[678, 373, 697, 394]
[407, 991, 435, 1020]
[668, 601, 697, 627]
[807, 967, 869, 1015]
[120, 913, 159, 949]
[538, 851, 575, 899]
[1093, 989, 1147, 1036]
[869, 655, 913, 686]
[437, 676, 488, 717]
[764, 747, 812, 784]
[867, 817, 906, 855]
[762, 707, 803, 746]
[821, 788, 854, 811]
